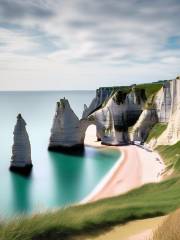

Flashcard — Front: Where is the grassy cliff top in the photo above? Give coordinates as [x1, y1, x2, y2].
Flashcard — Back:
[102, 81, 164, 107]
[135, 82, 163, 99]
[100, 81, 164, 96]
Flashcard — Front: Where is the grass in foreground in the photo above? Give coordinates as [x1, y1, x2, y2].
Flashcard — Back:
[151, 209, 180, 240]
[0, 140, 179, 240]
[146, 123, 168, 143]
[0, 176, 180, 240]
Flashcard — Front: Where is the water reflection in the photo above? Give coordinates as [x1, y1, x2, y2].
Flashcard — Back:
[10, 172, 32, 215]
[49, 147, 120, 206]
[48, 151, 85, 205]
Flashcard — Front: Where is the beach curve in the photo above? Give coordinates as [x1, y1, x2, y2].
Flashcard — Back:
[83, 125, 165, 203]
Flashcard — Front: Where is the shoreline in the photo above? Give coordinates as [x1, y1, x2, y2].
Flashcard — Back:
[81, 148, 124, 204]
[83, 125, 165, 203]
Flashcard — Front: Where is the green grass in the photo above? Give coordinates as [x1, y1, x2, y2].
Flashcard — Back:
[0, 130, 180, 240]
[0, 176, 180, 240]
[101, 82, 163, 108]
[135, 82, 163, 99]
[156, 141, 180, 173]
[146, 123, 168, 143]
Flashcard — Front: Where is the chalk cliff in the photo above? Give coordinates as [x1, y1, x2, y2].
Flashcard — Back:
[91, 87, 146, 145]
[154, 81, 172, 123]
[131, 109, 158, 142]
[10, 114, 32, 173]
[48, 76, 180, 151]
[154, 77, 180, 146]
[49, 98, 84, 150]
[82, 87, 113, 118]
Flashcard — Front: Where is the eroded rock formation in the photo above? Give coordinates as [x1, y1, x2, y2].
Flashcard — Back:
[49, 98, 85, 151]
[155, 77, 180, 145]
[91, 88, 146, 145]
[10, 114, 32, 174]
[154, 81, 172, 123]
[131, 109, 158, 142]
[48, 76, 180, 150]
[82, 87, 113, 118]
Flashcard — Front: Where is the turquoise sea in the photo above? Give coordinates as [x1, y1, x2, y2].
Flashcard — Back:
[0, 91, 119, 218]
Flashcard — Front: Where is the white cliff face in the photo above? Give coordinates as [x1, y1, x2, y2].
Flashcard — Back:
[48, 77, 179, 149]
[49, 98, 84, 149]
[154, 81, 172, 123]
[92, 89, 145, 145]
[156, 77, 180, 145]
[10, 114, 32, 169]
[82, 88, 112, 118]
[131, 109, 158, 142]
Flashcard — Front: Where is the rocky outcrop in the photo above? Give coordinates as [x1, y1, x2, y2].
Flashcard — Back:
[82, 87, 113, 118]
[49, 98, 85, 151]
[91, 88, 146, 145]
[10, 114, 32, 174]
[155, 77, 180, 145]
[48, 77, 180, 150]
[154, 81, 172, 123]
[131, 109, 158, 142]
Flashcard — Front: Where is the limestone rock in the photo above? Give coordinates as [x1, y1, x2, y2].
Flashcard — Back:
[154, 81, 172, 123]
[92, 89, 146, 145]
[131, 109, 158, 142]
[156, 77, 180, 145]
[10, 114, 32, 173]
[82, 87, 112, 118]
[49, 98, 84, 150]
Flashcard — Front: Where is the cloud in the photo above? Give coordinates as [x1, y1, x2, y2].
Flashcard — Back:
[0, 0, 180, 89]
[0, 0, 55, 20]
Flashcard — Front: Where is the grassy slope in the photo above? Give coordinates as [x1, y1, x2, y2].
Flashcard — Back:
[0, 176, 180, 240]
[0, 141, 178, 240]
[146, 123, 168, 143]
[151, 209, 180, 240]
[156, 141, 180, 173]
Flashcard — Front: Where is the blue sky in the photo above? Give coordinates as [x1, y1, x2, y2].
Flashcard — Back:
[0, 0, 180, 90]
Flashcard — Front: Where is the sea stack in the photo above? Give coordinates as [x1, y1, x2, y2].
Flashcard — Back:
[48, 98, 84, 152]
[10, 114, 32, 174]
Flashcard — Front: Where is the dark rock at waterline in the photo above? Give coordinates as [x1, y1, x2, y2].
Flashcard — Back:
[9, 164, 33, 176]
[48, 144, 85, 156]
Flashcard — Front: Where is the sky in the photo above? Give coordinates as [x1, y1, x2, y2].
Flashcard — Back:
[0, 0, 180, 90]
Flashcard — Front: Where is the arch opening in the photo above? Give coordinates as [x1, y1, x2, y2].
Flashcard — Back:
[84, 124, 97, 146]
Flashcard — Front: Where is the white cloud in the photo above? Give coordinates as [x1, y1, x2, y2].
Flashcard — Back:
[0, 0, 180, 90]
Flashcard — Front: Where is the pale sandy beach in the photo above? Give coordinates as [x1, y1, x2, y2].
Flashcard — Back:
[81, 125, 166, 240]
[84, 125, 164, 203]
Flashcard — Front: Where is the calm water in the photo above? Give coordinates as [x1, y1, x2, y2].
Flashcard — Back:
[0, 91, 119, 218]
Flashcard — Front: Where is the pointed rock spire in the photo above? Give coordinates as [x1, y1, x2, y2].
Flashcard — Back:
[10, 114, 32, 174]
[48, 98, 84, 151]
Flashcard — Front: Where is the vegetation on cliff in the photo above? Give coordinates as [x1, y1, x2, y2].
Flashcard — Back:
[135, 82, 164, 109]
[111, 82, 163, 106]
[156, 141, 180, 174]
[0, 80, 178, 240]
[146, 123, 168, 143]
[135, 82, 163, 100]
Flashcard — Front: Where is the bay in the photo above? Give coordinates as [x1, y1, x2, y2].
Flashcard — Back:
[0, 91, 119, 218]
